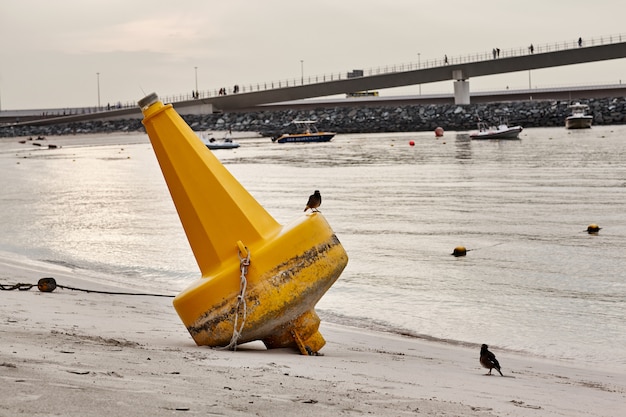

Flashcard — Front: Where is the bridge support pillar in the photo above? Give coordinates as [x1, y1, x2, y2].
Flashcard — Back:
[453, 80, 470, 105]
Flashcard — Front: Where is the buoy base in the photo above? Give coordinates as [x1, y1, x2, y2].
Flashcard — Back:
[175, 214, 348, 354]
[263, 310, 325, 355]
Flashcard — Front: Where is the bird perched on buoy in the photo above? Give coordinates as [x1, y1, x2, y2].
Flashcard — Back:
[586, 224, 601, 234]
[304, 190, 322, 212]
[480, 344, 503, 376]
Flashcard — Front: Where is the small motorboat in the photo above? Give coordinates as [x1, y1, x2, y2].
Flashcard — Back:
[198, 132, 240, 150]
[205, 137, 240, 150]
[470, 119, 523, 140]
[272, 120, 335, 143]
[565, 102, 593, 129]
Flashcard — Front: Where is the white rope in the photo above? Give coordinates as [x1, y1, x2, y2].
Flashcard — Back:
[224, 246, 250, 351]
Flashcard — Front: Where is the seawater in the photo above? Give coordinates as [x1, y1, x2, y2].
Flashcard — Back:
[1, 127, 625, 369]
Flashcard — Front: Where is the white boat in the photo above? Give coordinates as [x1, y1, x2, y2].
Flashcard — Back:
[470, 120, 523, 140]
[198, 132, 240, 150]
[272, 120, 335, 143]
[565, 103, 593, 129]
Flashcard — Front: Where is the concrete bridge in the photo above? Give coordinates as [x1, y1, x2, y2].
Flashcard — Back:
[193, 36, 626, 111]
[4, 34, 626, 126]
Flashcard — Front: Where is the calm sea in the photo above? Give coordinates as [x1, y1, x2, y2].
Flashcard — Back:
[1, 126, 625, 369]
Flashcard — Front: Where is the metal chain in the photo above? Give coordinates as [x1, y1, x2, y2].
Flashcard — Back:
[0, 277, 174, 296]
[0, 283, 35, 291]
[224, 246, 250, 351]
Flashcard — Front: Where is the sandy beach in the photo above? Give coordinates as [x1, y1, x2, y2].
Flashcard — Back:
[1, 133, 625, 416]
[1, 252, 624, 417]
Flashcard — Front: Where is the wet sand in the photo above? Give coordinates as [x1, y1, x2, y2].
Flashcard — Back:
[1, 253, 625, 417]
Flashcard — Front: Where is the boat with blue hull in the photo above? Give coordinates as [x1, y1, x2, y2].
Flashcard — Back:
[272, 120, 335, 143]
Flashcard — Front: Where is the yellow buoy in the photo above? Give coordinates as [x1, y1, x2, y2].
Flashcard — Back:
[451, 246, 467, 257]
[586, 224, 601, 234]
[138, 93, 348, 355]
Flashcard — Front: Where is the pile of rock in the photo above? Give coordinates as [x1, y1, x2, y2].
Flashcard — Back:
[2, 97, 624, 138]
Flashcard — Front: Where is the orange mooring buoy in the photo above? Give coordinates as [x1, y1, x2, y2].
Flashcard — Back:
[435, 127, 444, 137]
[586, 224, 601, 234]
[451, 246, 467, 257]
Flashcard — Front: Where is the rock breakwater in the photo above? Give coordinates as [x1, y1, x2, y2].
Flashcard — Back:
[2, 97, 624, 138]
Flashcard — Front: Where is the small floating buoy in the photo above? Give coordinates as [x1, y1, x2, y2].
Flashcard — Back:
[409, 140, 415, 146]
[37, 277, 57, 292]
[435, 127, 444, 137]
[451, 246, 467, 257]
[586, 224, 601, 234]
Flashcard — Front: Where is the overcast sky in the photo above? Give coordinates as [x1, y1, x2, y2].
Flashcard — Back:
[1, 0, 625, 110]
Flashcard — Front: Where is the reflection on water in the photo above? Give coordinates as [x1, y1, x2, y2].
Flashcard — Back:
[1, 127, 625, 368]
[453, 133, 472, 160]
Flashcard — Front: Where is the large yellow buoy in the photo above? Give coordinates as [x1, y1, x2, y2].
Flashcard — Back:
[138, 93, 348, 354]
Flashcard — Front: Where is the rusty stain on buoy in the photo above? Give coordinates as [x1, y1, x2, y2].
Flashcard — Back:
[451, 246, 467, 257]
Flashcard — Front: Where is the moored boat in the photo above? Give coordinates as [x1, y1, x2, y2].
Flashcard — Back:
[197, 132, 240, 149]
[205, 138, 240, 150]
[565, 102, 593, 129]
[272, 120, 335, 143]
[470, 119, 523, 140]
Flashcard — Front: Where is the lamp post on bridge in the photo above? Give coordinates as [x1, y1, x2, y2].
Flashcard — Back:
[417, 53, 421, 95]
[300, 60, 304, 85]
[96, 72, 101, 109]
[194, 66, 198, 98]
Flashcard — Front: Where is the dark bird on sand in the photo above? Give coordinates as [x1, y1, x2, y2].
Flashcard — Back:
[480, 344, 503, 376]
[304, 190, 322, 212]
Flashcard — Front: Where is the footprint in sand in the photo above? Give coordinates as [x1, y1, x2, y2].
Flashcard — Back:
[510, 400, 542, 409]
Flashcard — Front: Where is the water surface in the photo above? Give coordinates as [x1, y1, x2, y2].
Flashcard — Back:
[1, 126, 624, 369]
